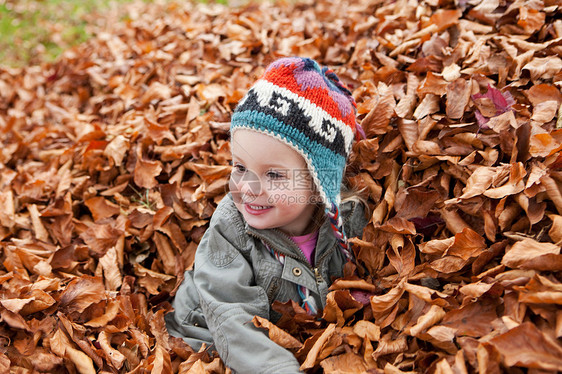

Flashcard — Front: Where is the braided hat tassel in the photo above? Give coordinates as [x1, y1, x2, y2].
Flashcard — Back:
[326, 203, 354, 262]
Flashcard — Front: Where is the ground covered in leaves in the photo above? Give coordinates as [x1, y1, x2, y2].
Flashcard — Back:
[1, 0, 562, 372]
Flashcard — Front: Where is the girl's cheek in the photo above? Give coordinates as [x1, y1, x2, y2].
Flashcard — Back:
[228, 178, 244, 203]
[228, 176, 236, 190]
[267, 190, 311, 207]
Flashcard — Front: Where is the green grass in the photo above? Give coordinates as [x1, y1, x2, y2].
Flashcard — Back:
[0, 0, 144, 67]
[0, 0, 237, 68]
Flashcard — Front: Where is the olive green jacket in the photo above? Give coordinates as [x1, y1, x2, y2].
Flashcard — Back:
[165, 193, 367, 373]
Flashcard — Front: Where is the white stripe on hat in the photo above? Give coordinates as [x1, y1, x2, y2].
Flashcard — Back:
[249, 79, 355, 152]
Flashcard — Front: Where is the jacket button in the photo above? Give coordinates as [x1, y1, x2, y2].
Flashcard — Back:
[292, 267, 302, 276]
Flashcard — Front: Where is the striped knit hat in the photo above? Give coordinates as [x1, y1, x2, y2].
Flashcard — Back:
[230, 57, 361, 262]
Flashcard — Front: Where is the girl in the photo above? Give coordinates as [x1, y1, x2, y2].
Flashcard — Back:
[166, 57, 368, 373]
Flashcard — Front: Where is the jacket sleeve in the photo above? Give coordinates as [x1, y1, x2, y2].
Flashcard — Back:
[343, 199, 369, 239]
[193, 201, 302, 374]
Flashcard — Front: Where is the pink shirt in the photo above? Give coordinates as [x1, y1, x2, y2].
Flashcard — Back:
[291, 231, 319, 265]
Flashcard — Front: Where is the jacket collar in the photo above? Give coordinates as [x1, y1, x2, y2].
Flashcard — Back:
[244, 200, 357, 262]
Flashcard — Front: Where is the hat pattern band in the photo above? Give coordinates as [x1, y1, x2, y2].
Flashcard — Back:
[234, 80, 354, 156]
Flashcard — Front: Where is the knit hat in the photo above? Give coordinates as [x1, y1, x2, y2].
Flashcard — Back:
[230, 57, 361, 262]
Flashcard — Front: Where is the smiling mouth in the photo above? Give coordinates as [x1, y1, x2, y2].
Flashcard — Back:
[248, 204, 271, 210]
[244, 203, 273, 215]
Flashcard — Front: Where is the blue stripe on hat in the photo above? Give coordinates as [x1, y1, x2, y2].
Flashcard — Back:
[233, 87, 350, 157]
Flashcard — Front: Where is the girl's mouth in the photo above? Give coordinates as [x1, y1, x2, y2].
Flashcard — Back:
[244, 203, 273, 215]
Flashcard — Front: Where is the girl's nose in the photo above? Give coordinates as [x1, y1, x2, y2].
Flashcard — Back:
[240, 181, 255, 196]
[240, 173, 262, 197]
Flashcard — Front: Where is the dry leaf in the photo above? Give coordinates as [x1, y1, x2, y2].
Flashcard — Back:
[502, 238, 560, 269]
[58, 276, 106, 314]
[300, 324, 337, 370]
[320, 352, 369, 373]
[66, 346, 96, 374]
[252, 315, 303, 350]
[489, 322, 562, 371]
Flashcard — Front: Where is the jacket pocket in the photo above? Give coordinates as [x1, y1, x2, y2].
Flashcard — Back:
[172, 271, 205, 324]
[166, 270, 214, 350]
[266, 276, 282, 303]
[256, 259, 283, 300]
[181, 304, 207, 328]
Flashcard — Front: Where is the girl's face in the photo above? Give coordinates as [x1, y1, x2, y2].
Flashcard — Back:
[229, 129, 319, 236]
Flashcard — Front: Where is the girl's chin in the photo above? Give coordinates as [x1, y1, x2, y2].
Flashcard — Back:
[243, 215, 276, 230]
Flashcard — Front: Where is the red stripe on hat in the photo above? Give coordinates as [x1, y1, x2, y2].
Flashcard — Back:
[262, 64, 356, 130]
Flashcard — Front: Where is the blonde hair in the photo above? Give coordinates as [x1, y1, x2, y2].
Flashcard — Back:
[341, 184, 368, 207]
[302, 180, 370, 235]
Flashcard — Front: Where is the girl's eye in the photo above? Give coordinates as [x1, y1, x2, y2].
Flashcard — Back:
[233, 164, 246, 173]
[267, 171, 286, 179]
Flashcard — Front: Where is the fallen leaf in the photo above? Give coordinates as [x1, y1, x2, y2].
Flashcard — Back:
[373, 332, 408, 359]
[252, 315, 303, 349]
[320, 351, 370, 373]
[446, 78, 470, 119]
[501, 238, 560, 269]
[66, 346, 96, 374]
[441, 298, 500, 338]
[490, 322, 562, 371]
[58, 276, 106, 314]
[300, 324, 337, 370]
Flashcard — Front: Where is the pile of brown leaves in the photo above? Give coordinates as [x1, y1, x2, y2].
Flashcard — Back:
[1, 0, 561, 372]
